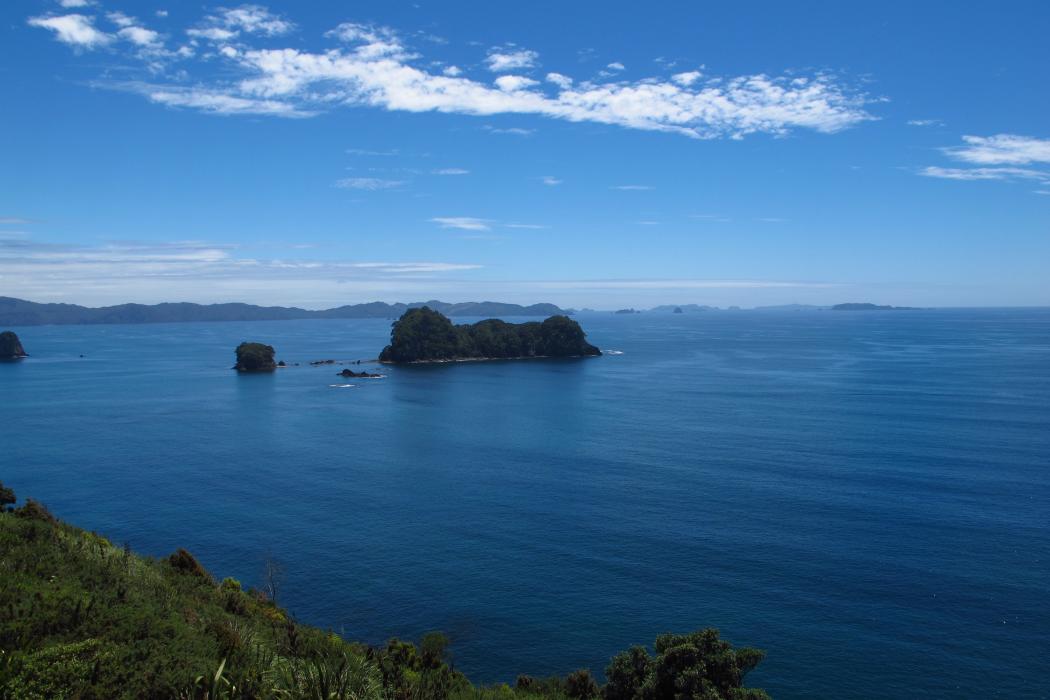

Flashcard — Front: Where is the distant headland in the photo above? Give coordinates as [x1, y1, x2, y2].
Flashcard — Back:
[379, 307, 601, 363]
[0, 296, 569, 327]
[831, 303, 922, 311]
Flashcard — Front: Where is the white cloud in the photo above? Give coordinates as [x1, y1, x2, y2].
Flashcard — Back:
[486, 47, 539, 72]
[919, 134, 1050, 189]
[671, 71, 702, 86]
[442, 65, 462, 77]
[144, 86, 311, 116]
[484, 126, 535, 136]
[611, 185, 654, 190]
[494, 75, 539, 92]
[119, 26, 162, 47]
[907, 118, 942, 127]
[188, 4, 294, 43]
[432, 168, 469, 175]
[107, 11, 135, 28]
[220, 5, 294, 36]
[40, 15, 873, 140]
[28, 14, 112, 48]
[919, 166, 1047, 181]
[187, 26, 237, 41]
[607, 62, 625, 71]
[541, 176, 562, 186]
[156, 10, 169, 18]
[945, 134, 1050, 165]
[546, 72, 572, 89]
[335, 177, 406, 190]
[59, 0, 93, 7]
[430, 217, 491, 231]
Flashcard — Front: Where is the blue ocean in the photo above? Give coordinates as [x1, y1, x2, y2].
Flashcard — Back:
[3, 309, 1048, 699]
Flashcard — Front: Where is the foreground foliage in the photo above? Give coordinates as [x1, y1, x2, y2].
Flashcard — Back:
[379, 307, 601, 363]
[0, 483, 768, 699]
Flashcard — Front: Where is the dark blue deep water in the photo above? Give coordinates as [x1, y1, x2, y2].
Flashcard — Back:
[3, 309, 1049, 698]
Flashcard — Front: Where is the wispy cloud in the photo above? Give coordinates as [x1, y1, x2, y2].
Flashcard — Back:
[920, 134, 1050, 188]
[347, 262, 482, 273]
[484, 126, 535, 136]
[28, 14, 112, 48]
[540, 176, 562, 186]
[944, 134, 1050, 165]
[907, 118, 943, 127]
[30, 12, 874, 140]
[432, 168, 470, 175]
[611, 185, 654, 191]
[430, 217, 491, 231]
[919, 166, 1047, 181]
[346, 148, 399, 156]
[335, 177, 406, 190]
[0, 236, 482, 305]
[0, 217, 33, 225]
[188, 5, 294, 41]
[486, 47, 539, 72]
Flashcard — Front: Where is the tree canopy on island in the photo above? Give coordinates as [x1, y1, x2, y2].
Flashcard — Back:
[234, 341, 276, 372]
[379, 307, 601, 363]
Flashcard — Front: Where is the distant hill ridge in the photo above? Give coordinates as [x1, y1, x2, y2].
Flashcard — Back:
[0, 296, 567, 327]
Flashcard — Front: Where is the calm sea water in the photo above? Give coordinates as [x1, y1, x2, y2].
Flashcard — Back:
[3, 310, 1049, 698]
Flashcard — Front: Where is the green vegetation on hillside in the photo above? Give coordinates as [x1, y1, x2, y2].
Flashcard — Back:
[0, 482, 769, 699]
[379, 307, 601, 363]
[234, 342, 277, 372]
[0, 330, 27, 359]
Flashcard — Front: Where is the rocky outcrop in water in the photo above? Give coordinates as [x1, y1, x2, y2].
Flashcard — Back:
[234, 342, 276, 372]
[0, 331, 27, 359]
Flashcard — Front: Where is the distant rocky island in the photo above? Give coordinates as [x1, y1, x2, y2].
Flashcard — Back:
[379, 307, 601, 363]
[614, 308, 640, 314]
[234, 342, 277, 372]
[338, 368, 383, 378]
[0, 330, 27, 359]
[651, 304, 719, 313]
[0, 296, 568, 327]
[832, 303, 920, 311]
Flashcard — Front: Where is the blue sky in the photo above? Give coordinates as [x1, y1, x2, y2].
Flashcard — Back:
[2, 1, 1048, 308]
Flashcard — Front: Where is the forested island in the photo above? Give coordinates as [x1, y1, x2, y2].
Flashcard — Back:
[234, 342, 277, 372]
[379, 307, 601, 363]
[0, 481, 770, 699]
[0, 330, 27, 359]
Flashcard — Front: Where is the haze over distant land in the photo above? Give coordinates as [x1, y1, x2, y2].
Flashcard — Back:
[0, 296, 566, 327]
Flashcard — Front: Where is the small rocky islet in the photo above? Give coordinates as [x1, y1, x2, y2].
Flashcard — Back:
[0, 330, 28, 359]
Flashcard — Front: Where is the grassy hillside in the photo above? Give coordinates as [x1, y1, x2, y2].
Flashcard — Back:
[0, 484, 769, 699]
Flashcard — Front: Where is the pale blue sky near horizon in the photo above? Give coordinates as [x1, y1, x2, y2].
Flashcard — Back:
[2, 1, 1048, 309]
